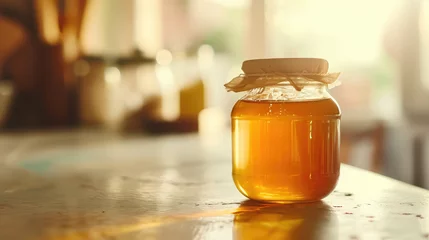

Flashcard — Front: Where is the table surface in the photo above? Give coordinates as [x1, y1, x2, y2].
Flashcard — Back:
[0, 131, 428, 240]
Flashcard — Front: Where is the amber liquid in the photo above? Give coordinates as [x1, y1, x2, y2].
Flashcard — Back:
[232, 99, 340, 202]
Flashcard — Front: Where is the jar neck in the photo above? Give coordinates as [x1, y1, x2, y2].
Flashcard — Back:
[242, 83, 331, 101]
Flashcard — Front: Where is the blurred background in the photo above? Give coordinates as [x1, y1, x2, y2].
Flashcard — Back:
[0, 0, 428, 187]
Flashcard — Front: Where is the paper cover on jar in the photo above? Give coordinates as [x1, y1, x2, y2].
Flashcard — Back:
[224, 58, 341, 92]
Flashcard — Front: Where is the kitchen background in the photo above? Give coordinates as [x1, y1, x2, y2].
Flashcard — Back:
[1, 0, 428, 187]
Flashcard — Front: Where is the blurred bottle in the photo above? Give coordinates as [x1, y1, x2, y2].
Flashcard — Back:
[153, 49, 181, 122]
[179, 48, 206, 128]
[141, 50, 190, 133]
[179, 78, 205, 124]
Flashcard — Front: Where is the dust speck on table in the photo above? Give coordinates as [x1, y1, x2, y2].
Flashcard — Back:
[221, 202, 240, 205]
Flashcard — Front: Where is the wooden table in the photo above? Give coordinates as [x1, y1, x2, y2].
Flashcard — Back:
[0, 131, 428, 239]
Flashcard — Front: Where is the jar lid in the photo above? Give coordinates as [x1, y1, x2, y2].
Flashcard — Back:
[224, 58, 340, 93]
[242, 58, 329, 74]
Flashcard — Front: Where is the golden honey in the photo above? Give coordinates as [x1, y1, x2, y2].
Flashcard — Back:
[232, 98, 340, 202]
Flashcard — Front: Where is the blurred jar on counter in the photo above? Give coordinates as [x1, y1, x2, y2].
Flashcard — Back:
[76, 50, 156, 130]
[76, 48, 203, 133]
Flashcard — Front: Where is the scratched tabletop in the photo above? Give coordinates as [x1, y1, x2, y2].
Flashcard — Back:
[0, 130, 428, 240]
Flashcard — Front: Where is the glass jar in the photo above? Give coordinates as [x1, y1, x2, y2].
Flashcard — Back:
[228, 58, 341, 202]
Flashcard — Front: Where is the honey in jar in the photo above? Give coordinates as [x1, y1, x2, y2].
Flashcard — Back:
[225, 58, 341, 202]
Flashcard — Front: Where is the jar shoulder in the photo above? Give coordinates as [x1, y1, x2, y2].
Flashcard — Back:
[232, 97, 341, 117]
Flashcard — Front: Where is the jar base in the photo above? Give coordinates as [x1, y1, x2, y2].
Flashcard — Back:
[247, 198, 323, 204]
[233, 173, 338, 203]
